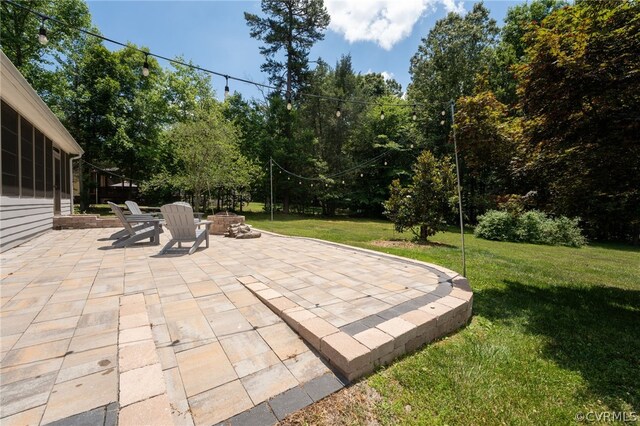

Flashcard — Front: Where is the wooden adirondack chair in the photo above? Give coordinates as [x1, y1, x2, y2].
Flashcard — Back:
[173, 201, 204, 221]
[108, 202, 162, 248]
[107, 202, 151, 240]
[160, 203, 212, 255]
[125, 200, 144, 215]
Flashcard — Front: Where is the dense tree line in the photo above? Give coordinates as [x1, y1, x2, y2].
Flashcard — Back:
[2, 0, 637, 242]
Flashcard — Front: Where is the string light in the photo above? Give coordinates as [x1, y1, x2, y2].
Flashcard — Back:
[224, 75, 230, 99]
[412, 105, 417, 121]
[380, 109, 385, 120]
[142, 53, 149, 77]
[38, 17, 48, 45]
[360, 173, 364, 177]
[286, 91, 292, 111]
[8, 1, 462, 115]
[336, 106, 341, 118]
[384, 161, 387, 166]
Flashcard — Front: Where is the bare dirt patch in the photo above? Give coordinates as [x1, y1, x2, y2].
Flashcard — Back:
[370, 239, 452, 249]
[279, 382, 388, 426]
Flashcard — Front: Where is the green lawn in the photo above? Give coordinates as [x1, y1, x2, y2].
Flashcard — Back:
[245, 212, 639, 425]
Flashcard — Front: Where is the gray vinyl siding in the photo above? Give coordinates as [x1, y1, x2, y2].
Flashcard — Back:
[0, 197, 54, 252]
[0, 101, 77, 253]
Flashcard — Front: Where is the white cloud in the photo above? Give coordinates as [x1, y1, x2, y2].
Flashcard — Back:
[325, 0, 466, 50]
[365, 69, 395, 81]
[381, 71, 394, 81]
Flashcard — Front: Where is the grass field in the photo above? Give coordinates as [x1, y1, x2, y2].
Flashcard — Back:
[243, 211, 639, 425]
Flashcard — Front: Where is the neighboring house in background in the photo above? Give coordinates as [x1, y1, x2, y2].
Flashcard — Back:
[86, 168, 138, 204]
[0, 50, 84, 252]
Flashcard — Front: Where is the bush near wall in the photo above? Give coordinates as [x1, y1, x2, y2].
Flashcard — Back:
[475, 210, 586, 247]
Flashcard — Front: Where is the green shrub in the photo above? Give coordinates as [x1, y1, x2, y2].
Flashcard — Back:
[475, 210, 586, 247]
[516, 210, 547, 243]
[474, 210, 519, 241]
[543, 216, 587, 247]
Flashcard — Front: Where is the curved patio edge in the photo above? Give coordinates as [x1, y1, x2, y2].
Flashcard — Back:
[243, 229, 473, 382]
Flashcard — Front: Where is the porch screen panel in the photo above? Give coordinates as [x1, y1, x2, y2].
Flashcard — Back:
[60, 151, 67, 196]
[45, 137, 53, 197]
[64, 151, 70, 196]
[20, 118, 34, 196]
[35, 129, 45, 197]
[1, 100, 19, 195]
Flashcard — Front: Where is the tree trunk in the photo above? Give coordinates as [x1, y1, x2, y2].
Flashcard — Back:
[283, 189, 290, 214]
[419, 225, 429, 241]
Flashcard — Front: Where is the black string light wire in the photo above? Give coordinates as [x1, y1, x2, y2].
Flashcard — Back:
[3, 0, 434, 114]
[270, 149, 392, 183]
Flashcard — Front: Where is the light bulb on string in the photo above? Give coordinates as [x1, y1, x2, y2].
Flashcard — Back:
[380, 109, 385, 120]
[384, 161, 387, 166]
[287, 176, 290, 180]
[286, 91, 292, 111]
[310, 183, 314, 187]
[342, 180, 345, 184]
[412, 105, 417, 121]
[38, 17, 48, 45]
[299, 181, 302, 185]
[410, 144, 414, 149]
[142, 53, 150, 77]
[224, 76, 230, 99]
[360, 173, 363, 177]
[440, 120, 445, 126]
[336, 107, 341, 118]
[441, 110, 446, 116]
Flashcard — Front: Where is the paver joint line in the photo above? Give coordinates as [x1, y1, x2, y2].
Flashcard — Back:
[1, 227, 471, 425]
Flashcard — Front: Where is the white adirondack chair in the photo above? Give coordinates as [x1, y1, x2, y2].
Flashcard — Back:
[160, 203, 212, 255]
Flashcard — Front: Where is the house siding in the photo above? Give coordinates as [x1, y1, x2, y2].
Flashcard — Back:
[0, 52, 83, 253]
[0, 196, 55, 252]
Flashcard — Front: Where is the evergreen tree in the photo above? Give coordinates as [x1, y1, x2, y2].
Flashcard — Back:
[244, 0, 330, 94]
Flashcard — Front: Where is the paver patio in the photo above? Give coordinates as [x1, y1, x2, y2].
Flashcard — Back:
[0, 227, 471, 425]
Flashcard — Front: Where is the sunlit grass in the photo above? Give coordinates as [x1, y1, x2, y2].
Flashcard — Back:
[245, 211, 640, 425]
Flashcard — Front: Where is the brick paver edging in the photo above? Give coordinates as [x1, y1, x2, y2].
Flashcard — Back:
[243, 230, 473, 382]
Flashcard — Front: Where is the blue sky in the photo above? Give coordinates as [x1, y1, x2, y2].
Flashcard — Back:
[86, 1, 524, 100]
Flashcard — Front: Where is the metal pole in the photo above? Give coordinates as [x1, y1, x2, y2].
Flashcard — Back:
[450, 101, 466, 277]
[269, 157, 274, 221]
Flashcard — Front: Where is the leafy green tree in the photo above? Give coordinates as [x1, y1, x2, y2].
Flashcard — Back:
[408, 2, 499, 155]
[164, 59, 217, 123]
[502, 0, 568, 61]
[384, 150, 456, 241]
[454, 89, 522, 220]
[0, 0, 91, 84]
[244, 0, 330, 94]
[162, 107, 261, 211]
[516, 0, 640, 242]
[487, 0, 567, 104]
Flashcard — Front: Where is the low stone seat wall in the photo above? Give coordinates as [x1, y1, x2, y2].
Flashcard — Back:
[53, 214, 120, 229]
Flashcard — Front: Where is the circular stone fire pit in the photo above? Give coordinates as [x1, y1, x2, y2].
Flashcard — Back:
[208, 211, 245, 235]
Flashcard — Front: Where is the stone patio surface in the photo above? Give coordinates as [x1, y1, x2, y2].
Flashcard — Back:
[0, 227, 472, 426]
